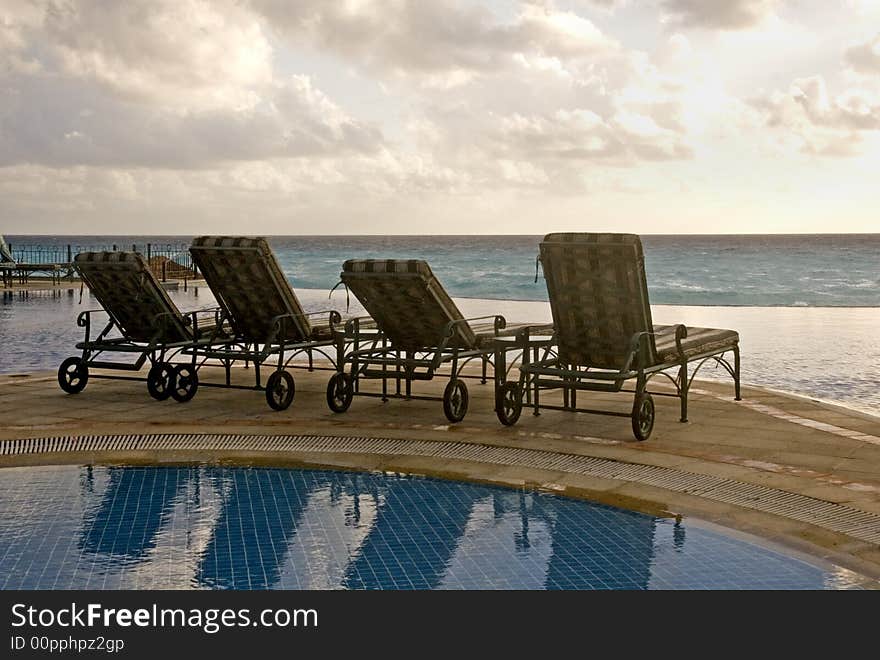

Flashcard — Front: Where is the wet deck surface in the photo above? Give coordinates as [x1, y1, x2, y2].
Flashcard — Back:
[2, 364, 879, 583]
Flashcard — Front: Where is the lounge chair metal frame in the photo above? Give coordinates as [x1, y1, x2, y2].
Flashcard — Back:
[57, 251, 230, 402]
[327, 260, 550, 423]
[178, 308, 345, 410]
[495, 234, 741, 440]
[187, 236, 350, 410]
[1, 262, 66, 287]
[330, 315, 519, 422]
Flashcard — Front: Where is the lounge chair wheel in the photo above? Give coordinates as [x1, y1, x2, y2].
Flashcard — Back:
[170, 364, 199, 403]
[266, 370, 295, 411]
[147, 363, 175, 401]
[631, 392, 655, 441]
[58, 357, 88, 394]
[495, 382, 523, 426]
[326, 372, 353, 413]
[443, 378, 469, 423]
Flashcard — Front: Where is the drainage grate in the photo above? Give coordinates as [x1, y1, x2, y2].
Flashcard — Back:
[3, 433, 880, 546]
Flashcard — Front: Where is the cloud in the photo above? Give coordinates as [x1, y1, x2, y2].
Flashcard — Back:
[489, 107, 692, 164]
[0, 73, 382, 168]
[845, 33, 880, 75]
[40, 0, 273, 109]
[0, 0, 44, 74]
[250, 0, 617, 81]
[751, 75, 880, 155]
[0, 1, 382, 168]
[660, 0, 780, 30]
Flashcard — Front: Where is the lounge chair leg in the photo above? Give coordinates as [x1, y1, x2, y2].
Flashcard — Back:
[678, 362, 688, 423]
[381, 337, 388, 402]
[734, 345, 742, 400]
[533, 372, 540, 416]
[335, 338, 344, 372]
[494, 346, 505, 390]
[481, 355, 487, 385]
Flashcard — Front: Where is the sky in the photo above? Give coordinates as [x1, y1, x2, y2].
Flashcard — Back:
[1, 0, 879, 235]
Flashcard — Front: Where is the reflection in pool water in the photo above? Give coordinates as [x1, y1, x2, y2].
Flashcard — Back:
[0, 466, 863, 590]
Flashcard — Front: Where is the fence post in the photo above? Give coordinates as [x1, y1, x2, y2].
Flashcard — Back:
[112, 244, 117, 251]
[162, 260, 167, 282]
[66, 244, 73, 280]
[132, 243, 136, 253]
[147, 243, 151, 263]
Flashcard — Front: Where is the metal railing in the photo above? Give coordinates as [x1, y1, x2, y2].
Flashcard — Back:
[5, 242, 198, 282]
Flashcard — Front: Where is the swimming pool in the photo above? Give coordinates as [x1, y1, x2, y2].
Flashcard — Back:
[0, 465, 863, 590]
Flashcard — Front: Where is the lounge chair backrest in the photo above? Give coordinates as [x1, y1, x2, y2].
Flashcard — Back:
[341, 259, 476, 350]
[189, 236, 311, 342]
[74, 252, 190, 343]
[0, 235, 14, 263]
[540, 233, 658, 370]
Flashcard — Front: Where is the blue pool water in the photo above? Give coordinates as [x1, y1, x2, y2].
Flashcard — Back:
[0, 466, 864, 590]
[6, 234, 880, 307]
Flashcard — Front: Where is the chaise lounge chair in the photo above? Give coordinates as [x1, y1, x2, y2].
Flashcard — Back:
[188, 236, 347, 410]
[0, 234, 65, 288]
[495, 233, 741, 440]
[327, 259, 553, 422]
[58, 251, 227, 400]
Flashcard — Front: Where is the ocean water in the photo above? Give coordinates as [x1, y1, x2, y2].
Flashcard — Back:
[6, 234, 880, 307]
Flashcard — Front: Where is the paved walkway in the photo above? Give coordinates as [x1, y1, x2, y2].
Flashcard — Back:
[2, 365, 879, 583]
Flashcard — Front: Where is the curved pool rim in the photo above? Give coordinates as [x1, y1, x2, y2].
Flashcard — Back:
[1, 431, 879, 586]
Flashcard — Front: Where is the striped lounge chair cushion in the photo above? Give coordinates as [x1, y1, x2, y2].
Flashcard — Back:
[75, 251, 191, 344]
[653, 325, 739, 364]
[341, 259, 477, 350]
[190, 236, 313, 343]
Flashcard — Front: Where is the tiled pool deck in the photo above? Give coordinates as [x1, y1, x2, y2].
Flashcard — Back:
[2, 365, 880, 584]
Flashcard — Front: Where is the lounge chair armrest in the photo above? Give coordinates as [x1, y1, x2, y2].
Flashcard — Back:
[76, 309, 107, 327]
[302, 309, 343, 331]
[151, 311, 185, 332]
[621, 331, 657, 372]
[633, 324, 688, 362]
[672, 324, 688, 356]
[344, 315, 375, 335]
[513, 324, 556, 343]
[267, 310, 343, 339]
[183, 307, 225, 332]
[268, 312, 299, 339]
[444, 314, 507, 338]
